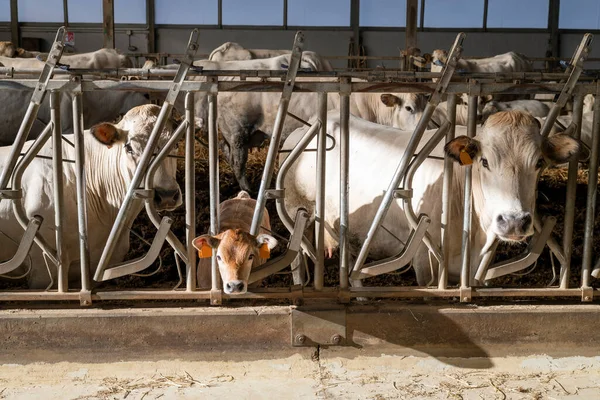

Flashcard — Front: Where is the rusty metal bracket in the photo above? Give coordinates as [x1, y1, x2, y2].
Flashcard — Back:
[291, 284, 304, 306]
[79, 290, 92, 307]
[291, 305, 346, 346]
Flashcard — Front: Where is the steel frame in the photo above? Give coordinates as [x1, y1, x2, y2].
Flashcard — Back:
[0, 30, 598, 305]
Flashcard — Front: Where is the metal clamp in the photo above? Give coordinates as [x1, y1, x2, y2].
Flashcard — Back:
[97, 217, 173, 281]
[0, 216, 43, 275]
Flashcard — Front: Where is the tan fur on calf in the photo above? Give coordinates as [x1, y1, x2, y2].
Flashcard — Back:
[194, 191, 277, 293]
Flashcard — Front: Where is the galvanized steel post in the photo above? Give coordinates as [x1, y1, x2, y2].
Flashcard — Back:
[460, 95, 478, 299]
[72, 91, 91, 300]
[314, 92, 328, 291]
[439, 94, 457, 289]
[185, 92, 197, 292]
[339, 79, 351, 291]
[208, 86, 221, 304]
[50, 91, 67, 292]
[560, 94, 583, 289]
[581, 85, 600, 296]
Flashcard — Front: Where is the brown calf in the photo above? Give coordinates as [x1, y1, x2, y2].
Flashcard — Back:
[192, 191, 277, 294]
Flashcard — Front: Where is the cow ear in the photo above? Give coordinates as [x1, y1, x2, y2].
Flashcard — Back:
[444, 135, 480, 165]
[16, 48, 25, 57]
[381, 94, 402, 108]
[423, 53, 432, 64]
[192, 234, 221, 250]
[90, 123, 127, 148]
[542, 133, 581, 164]
[256, 234, 278, 250]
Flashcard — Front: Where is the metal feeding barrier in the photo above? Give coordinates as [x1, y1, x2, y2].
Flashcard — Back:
[0, 27, 597, 305]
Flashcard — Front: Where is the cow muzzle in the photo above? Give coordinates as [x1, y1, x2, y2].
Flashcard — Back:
[494, 211, 533, 242]
[224, 280, 247, 294]
[154, 188, 182, 211]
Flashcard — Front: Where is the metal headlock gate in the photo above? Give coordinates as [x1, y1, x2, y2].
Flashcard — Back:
[0, 28, 598, 314]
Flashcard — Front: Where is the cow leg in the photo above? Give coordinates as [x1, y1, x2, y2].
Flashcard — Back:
[229, 144, 251, 192]
[347, 254, 368, 302]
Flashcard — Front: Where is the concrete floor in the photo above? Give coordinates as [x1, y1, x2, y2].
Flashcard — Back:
[1, 349, 599, 399]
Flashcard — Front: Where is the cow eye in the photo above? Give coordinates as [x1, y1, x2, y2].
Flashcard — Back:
[481, 158, 489, 169]
[405, 106, 414, 113]
[248, 254, 254, 260]
[535, 158, 545, 169]
[216, 255, 222, 261]
[124, 143, 134, 155]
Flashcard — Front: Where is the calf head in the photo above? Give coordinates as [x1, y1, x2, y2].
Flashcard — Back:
[445, 110, 579, 243]
[193, 229, 278, 294]
[381, 93, 428, 131]
[0, 41, 16, 58]
[90, 104, 183, 211]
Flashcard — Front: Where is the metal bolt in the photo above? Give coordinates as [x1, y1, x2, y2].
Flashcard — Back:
[330, 334, 342, 345]
[295, 334, 306, 344]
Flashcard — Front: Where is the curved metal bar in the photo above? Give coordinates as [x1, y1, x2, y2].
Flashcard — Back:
[93, 29, 199, 282]
[402, 122, 451, 264]
[11, 123, 59, 266]
[351, 215, 431, 280]
[143, 120, 189, 263]
[0, 215, 43, 274]
[98, 217, 173, 281]
[249, 209, 309, 284]
[484, 217, 557, 281]
[275, 120, 322, 264]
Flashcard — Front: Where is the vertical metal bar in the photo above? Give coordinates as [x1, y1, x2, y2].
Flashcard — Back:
[339, 82, 350, 290]
[147, 0, 156, 53]
[283, 0, 288, 29]
[582, 85, 600, 289]
[50, 91, 67, 292]
[10, 0, 18, 46]
[314, 92, 327, 291]
[63, 0, 68, 26]
[482, 0, 488, 30]
[350, 0, 360, 69]
[185, 92, 196, 292]
[208, 88, 221, 301]
[419, 0, 425, 30]
[439, 95, 457, 289]
[561, 94, 583, 289]
[218, 0, 223, 28]
[548, 0, 560, 60]
[102, 0, 115, 49]
[72, 92, 90, 297]
[406, 0, 418, 70]
[461, 95, 478, 290]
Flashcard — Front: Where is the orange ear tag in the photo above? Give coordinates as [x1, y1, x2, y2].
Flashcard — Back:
[259, 243, 271, 259]
[459, 149, 473, 165]
[198, 243, 213, 258]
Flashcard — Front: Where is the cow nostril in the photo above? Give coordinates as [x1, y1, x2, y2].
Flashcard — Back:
[496, 215, 506, 225]
[234, 282, 245, 292]
[225, 282, 233, 292]
[521, 214, 532, 231]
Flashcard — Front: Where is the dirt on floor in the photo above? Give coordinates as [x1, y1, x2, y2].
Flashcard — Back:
[1, 350, 599, 399]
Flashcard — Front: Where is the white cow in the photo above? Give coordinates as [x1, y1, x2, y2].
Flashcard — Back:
[208, 41, 333, 71]
[192, 191, 277, 294]
[0, 104, 183, 288]
[282, 110, 579, 285]
[0, 90, 150, 145]
[430, 50, 532, 75]
[0, 48, 132, 69]
[432, 101, 471, 126]
[482, 100, 550, 122]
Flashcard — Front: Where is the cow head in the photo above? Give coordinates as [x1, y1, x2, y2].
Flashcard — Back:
[90, 104, 183, 211]
[192, 230, 278, 294]
[381, 93, 428, 131]
[0, 41, 16, 58]
[445, 110, 580, 243]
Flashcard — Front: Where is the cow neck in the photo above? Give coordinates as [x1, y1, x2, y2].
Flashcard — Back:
[84, 135, 141, 225]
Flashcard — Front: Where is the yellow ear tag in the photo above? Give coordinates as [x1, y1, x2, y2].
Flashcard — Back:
[198, 243, 213, 258]
[459, 149, 473, 165]
[259, 243, 271, 259]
